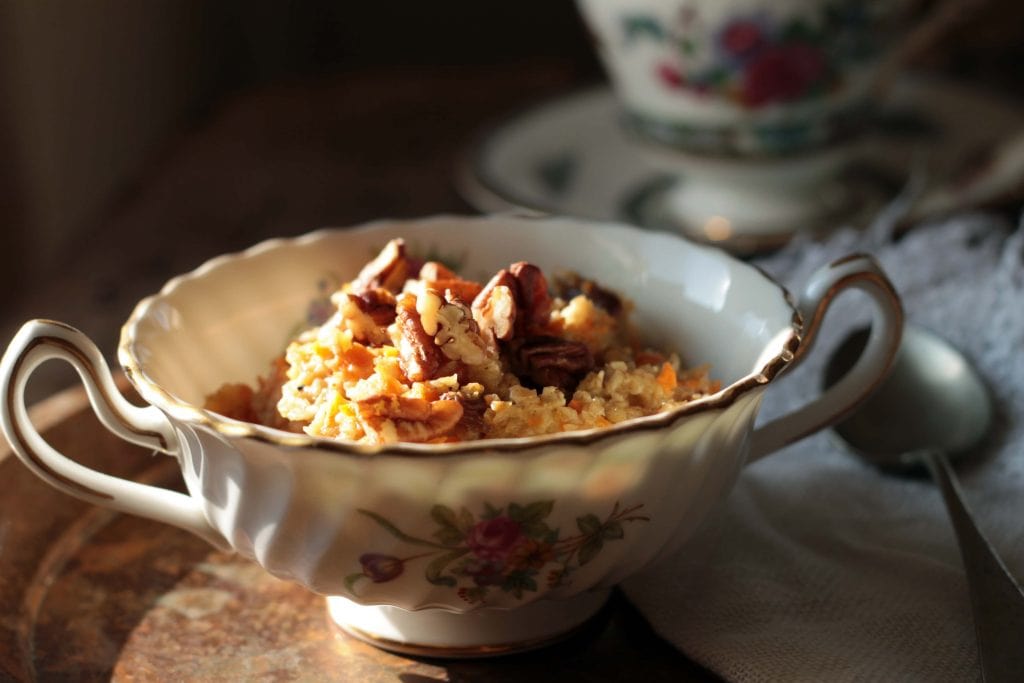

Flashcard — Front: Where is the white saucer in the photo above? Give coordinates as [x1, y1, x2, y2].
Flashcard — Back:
[458, 75, 1024, 254]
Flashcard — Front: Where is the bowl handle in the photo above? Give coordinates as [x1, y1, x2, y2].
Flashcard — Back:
[747, 254, 904, 464]
[0, 319, 229, 549]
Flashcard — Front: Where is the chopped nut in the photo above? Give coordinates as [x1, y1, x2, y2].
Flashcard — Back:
[510, 262, 553, 335]
[435, 297, 489, 366]
[452, 386, 486, 440]
[351, 288, 397, 326]
[419, 261, 458, 281]
[356, 395, 464, 443]
[435, 279, 484, 303]
[472, 269, 518, 343]
[353, 239, 420, 293]
[420, 261, 483, 302]
[415, 287, 445, 336]
[333, 289, 395, 345]
[396, 293, 443, 381]
[515, 336, 594, 392]
[555, 272, 623, 316]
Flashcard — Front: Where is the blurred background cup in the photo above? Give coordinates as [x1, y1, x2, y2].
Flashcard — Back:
[575, 0, 925, 249]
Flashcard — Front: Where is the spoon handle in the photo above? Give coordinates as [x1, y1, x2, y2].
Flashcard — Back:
[923, 451, 1024, 682]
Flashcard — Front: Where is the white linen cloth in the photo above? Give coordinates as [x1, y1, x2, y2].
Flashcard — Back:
[623, 213, 1024, 682]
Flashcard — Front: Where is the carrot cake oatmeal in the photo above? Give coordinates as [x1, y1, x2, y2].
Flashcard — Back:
[204, 239, 720, 444]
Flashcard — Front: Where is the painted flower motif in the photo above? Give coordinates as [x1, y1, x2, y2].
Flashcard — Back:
[718, 19, 766, 60]
[655, 61, 686, 90]
[466, 516, 523, 561]
[741, 43, 826, 107]
[348, 501, 649, 604]
[461, 558, 507, 587]
[358, 553, 405, 582]
[623, 2, 875, 112]
[506, 538, 555, 572]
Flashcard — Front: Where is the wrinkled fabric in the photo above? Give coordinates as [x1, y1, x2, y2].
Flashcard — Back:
[624, 213, 1024, 682]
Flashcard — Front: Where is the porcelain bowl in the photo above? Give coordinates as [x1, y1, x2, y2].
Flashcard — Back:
[0, 215, 902, 655]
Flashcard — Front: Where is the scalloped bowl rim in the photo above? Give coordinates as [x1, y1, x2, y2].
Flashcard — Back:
[118, 215, 803, 458]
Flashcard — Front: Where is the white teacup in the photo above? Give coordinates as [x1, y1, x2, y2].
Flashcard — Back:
[0, 216, 902, 656]
[577, 0, 908, 157]
[576, 0, 916, 247]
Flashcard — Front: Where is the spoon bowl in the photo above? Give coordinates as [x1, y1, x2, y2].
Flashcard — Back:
[825, 323, 1024, 681]
[825, 325, 993, 471]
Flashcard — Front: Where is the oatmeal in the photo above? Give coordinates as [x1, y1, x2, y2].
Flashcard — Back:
[204, 239, 720, 444]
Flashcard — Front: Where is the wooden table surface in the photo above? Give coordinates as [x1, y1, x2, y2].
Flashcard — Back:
[0, 61, 724, 681]
[3, 62, 593, 405]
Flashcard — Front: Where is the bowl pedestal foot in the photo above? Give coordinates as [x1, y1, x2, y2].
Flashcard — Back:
[326, 588, 611, 658]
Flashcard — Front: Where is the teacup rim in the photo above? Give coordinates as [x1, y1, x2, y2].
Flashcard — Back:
[118, 214, 802, 457]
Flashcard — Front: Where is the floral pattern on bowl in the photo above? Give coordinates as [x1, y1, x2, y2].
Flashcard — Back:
[346, 500, 649, 605]
[577, 0, 898, 155]
[624, 2, 876, 109]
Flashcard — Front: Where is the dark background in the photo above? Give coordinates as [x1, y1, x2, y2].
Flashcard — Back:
[0, 0, 1021, 402]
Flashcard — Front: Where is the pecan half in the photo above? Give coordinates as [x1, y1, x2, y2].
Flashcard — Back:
[434, 297, 489, 366]
[351, 288, 397, 326]
[515, 336, 594, 392]
[472, 269, 518, 343]
[452, 388, 487, 441]
[356, 395, 464, 443]
[353, 239, 420, 293]
[396, 293, 443, 381]
[510, 262, 553, 335]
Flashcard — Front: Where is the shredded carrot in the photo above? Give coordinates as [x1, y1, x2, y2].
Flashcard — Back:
[656, 362, 677, 393]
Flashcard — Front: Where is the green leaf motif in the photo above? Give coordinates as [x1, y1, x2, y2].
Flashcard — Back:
[781, 19, 815, 44]
[502, 571, 539, 599]
[623, 15, 665, 44]
[358, 509, 448, 549]
[426, 549, 468, 587]
[578, 537, 604, 566]
[520, 520, 552, 541]
[433, 526, 465, 546]
[431, 504, 459, 529]
[510, 500, 554, 526]
[430, 505, 467, 546]
[457, 507, 475, 534]
[602, 521, 624, 540]
[577, 513, 602, 536]
[482, 502, 503, 520]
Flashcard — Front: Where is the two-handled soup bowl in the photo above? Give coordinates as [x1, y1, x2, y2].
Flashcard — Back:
[0, 215, 902, 656]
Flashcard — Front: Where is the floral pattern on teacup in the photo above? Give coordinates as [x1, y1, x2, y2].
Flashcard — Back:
[346, 500, 650, 604]
[623, 2, 876, 109]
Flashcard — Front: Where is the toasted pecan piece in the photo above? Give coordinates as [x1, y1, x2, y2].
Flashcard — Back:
[554, 272, 624, 316]
[434, 297, 489, 366]
[419, 261, 458, 281]
[515, 336, 594, 392]
[420, 261, 483, 303]
[354, 239, 420, 293]
[510, 262, 553, 336]
[472, 269, 518, 343]
[351, 288, 397, 326]
[396, 293, 444, 381]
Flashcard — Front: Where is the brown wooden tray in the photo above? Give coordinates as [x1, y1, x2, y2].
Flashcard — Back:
[1, 382, 718, 682]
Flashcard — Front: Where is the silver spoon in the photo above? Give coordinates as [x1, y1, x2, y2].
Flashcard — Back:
[825, 324, 1024, 682]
